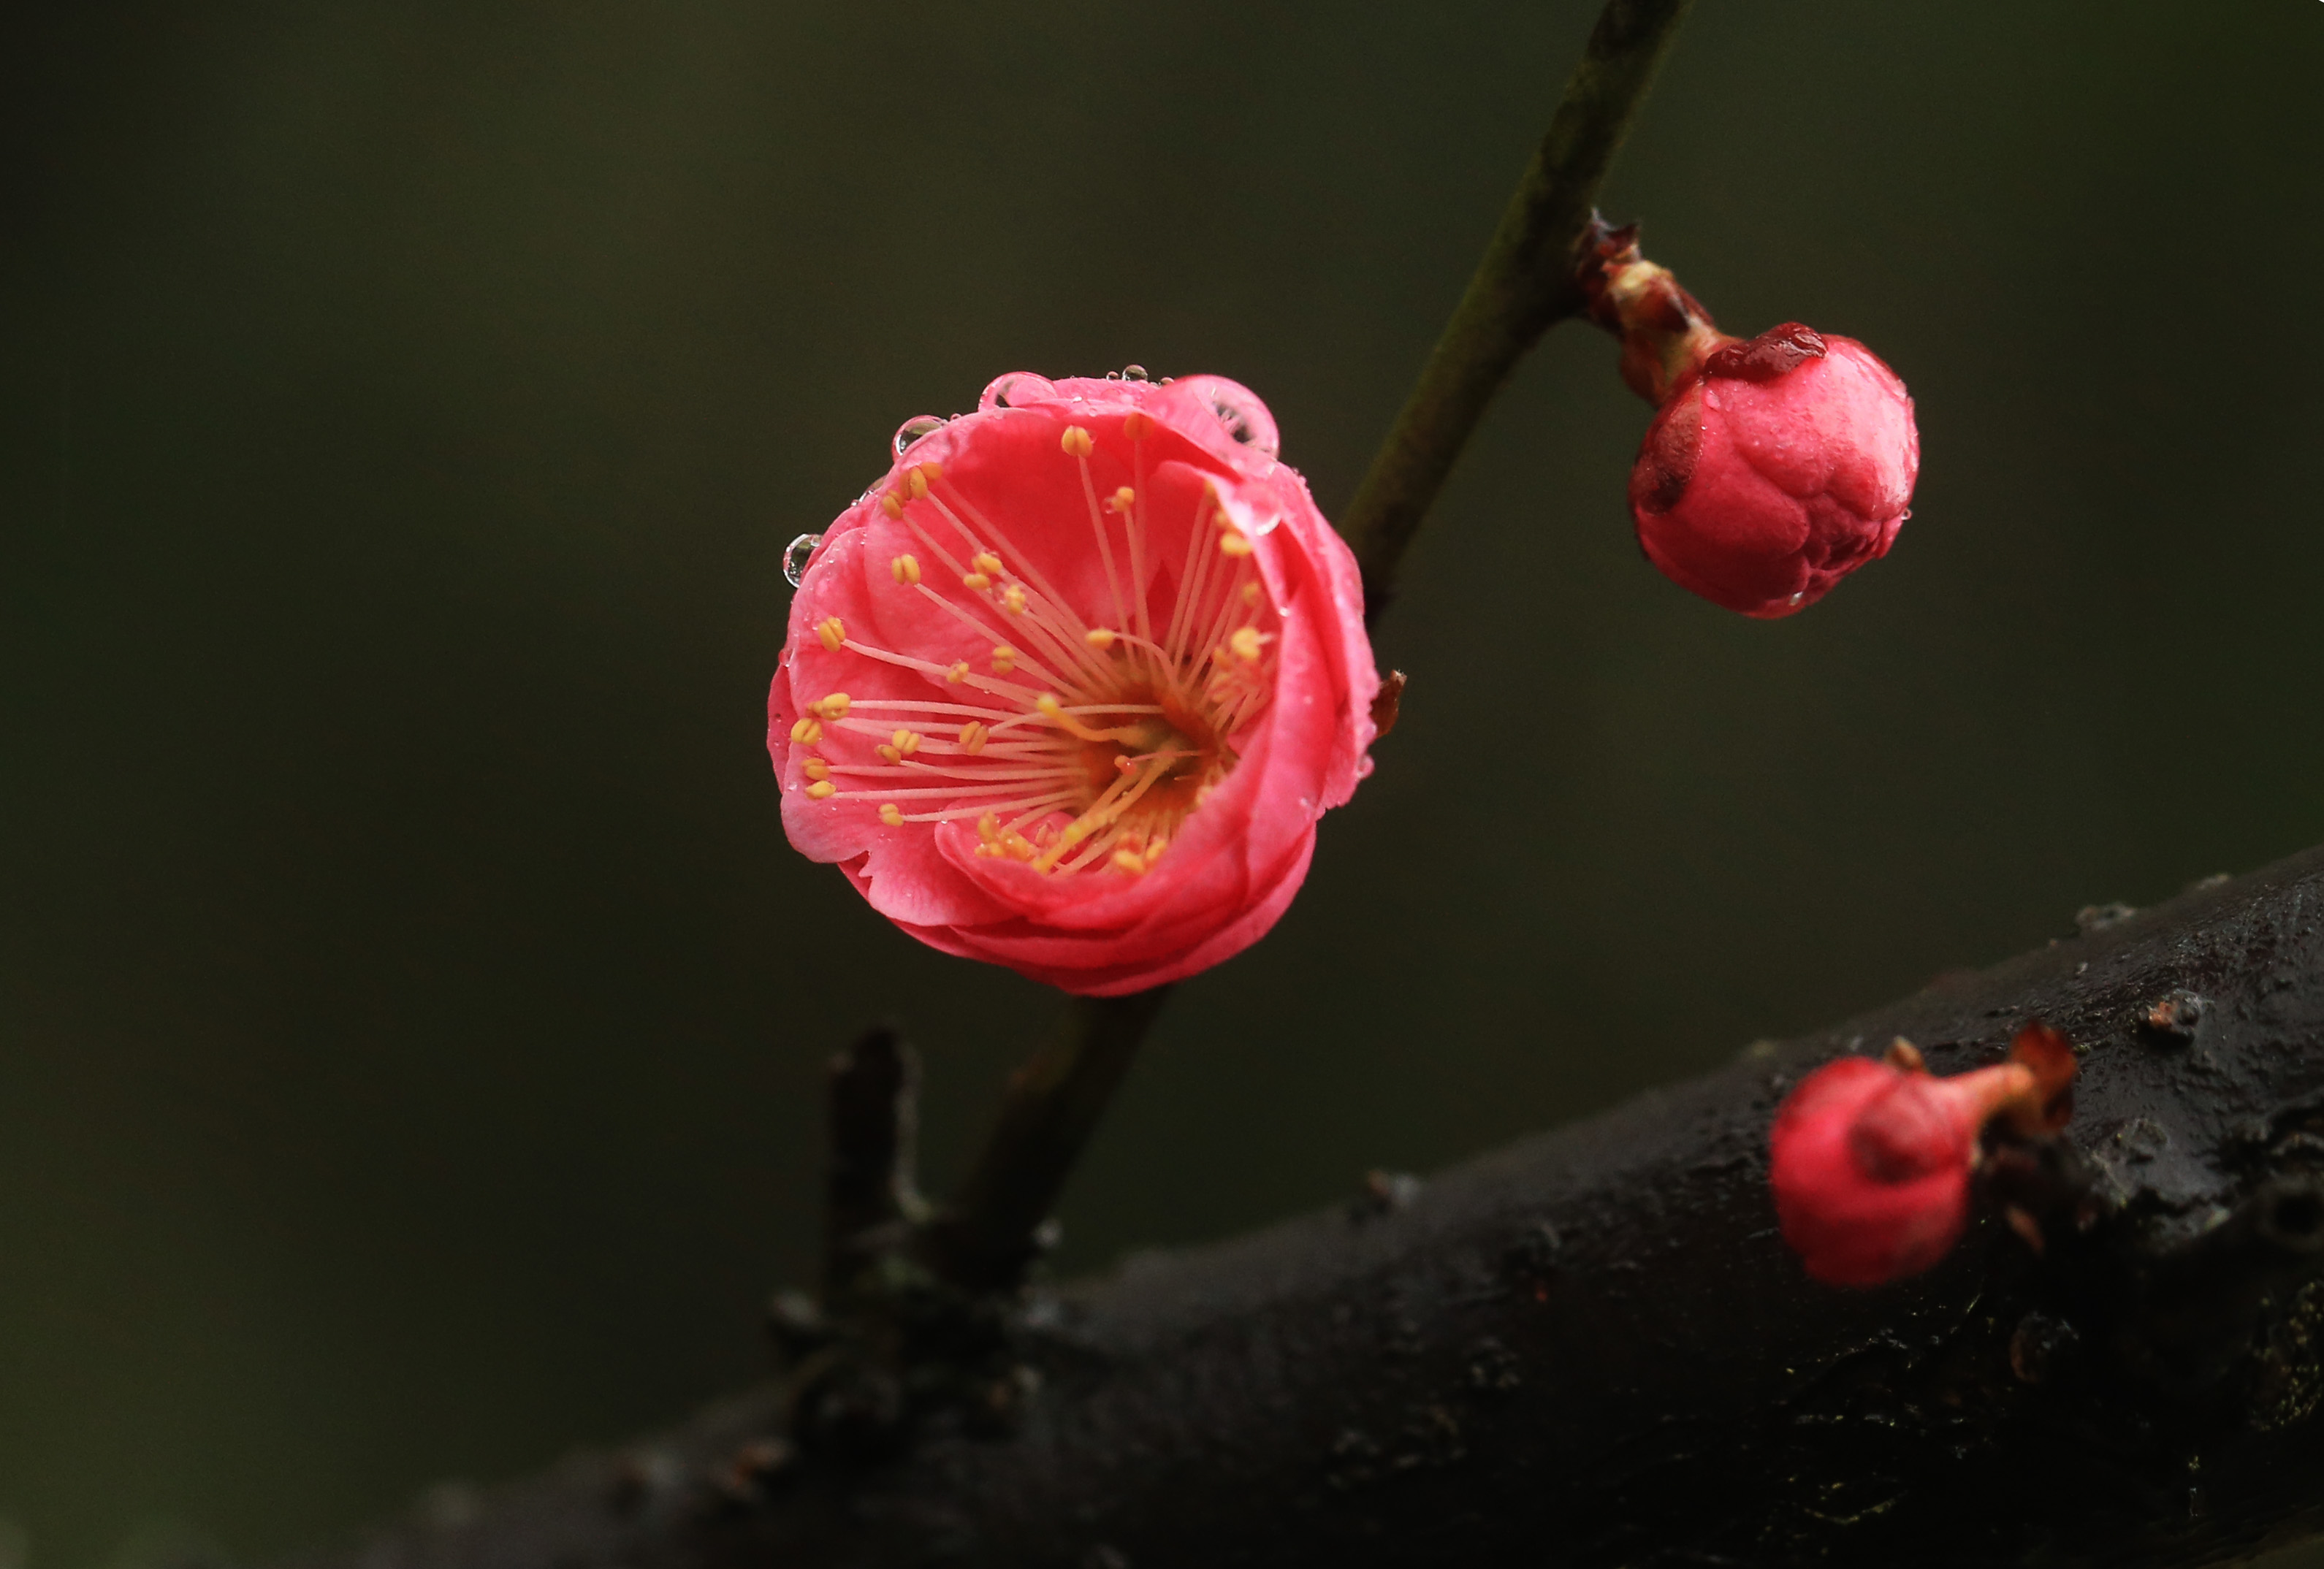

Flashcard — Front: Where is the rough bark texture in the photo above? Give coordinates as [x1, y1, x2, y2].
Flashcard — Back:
[293, 847, 2324, 1569]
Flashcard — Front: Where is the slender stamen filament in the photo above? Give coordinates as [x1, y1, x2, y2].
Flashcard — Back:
[800, 421, 1290, 876]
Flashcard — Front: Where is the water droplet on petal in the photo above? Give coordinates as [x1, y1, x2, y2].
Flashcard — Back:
[980, 372, 1057, 411]
[1788, 590, 1806, 606]
[783, 532, 823, 588]
[891, 416, 946, 459]
[1120, 364, 1150, 382]
[1210, 396, 1280, 462]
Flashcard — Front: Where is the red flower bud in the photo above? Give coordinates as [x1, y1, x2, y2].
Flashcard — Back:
[1768, 1027, 2075, 1287]
[1581, 220, 1920, 619]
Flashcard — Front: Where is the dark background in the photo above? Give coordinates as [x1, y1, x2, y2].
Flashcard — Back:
[5, 2, 2323, 1565]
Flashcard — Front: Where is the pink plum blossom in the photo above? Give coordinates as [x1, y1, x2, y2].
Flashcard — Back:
[769, 373, 1381, 996]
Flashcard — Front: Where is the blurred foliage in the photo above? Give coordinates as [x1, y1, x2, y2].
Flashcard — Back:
[3, 1, 2322, 1564]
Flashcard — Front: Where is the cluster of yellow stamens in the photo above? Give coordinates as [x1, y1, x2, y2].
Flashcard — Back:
[788, 416, 1281, 877]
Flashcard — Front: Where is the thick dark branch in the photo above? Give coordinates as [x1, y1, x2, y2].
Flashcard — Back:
[291, 847, 2324, 1568]
[1341, 0, 1694, 611]
[923, 988, 1173, 1295]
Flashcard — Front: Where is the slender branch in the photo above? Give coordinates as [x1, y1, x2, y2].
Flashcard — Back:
[922, 988, 1173, 1295]
[821, 1026, 925, 1302]
[286, 847, 2324, 1568]
[1340, 0, 1695, 612]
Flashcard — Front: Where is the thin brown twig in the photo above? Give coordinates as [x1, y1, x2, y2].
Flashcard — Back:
[922, 987, 1174, 1294]
[1339, 0, 1696, 616]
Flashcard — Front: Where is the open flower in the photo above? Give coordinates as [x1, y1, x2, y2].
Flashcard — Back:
[1769, 1025, 2076, 1287]
[769, 372, 1380, 996]
[1582, 220, 1920, 618]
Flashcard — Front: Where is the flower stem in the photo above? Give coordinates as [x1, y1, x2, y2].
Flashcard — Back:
[924, 987, 1174, 1294]
[1338, 0, 1696, 617]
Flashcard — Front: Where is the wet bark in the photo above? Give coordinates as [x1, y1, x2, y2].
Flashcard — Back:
[288, 846, 2324, 1568]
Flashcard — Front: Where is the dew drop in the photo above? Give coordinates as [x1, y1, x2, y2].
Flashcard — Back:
[891, 416, 947, 459]
[980, 371, 1057, 411]
[1120, 364, 1150, 382]
[1787, 590, 1806, 606]
[783, 532, 823, 588]
[1210, 396, 1280, 462]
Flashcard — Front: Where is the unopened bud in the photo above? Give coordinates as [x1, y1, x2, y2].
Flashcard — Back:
[1579, 216, 1920, 619]
[1768, 1023, 2074, 1286]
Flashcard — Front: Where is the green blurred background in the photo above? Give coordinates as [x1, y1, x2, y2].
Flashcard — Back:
[5, 1, 2323, 1564]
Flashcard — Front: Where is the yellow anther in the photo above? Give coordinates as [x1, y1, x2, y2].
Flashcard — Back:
[972, 552, 1003, 576]
[945, 660, 970, 683]
[817, 616, 846, 651]
[976, 809, 1036, 861]
[1110, 848, 1148, 875]
[1001, 584, 1028, 616]
[790, 717, 823, 744]
[1062, 426, 1094, 458]
[879, 803, 904, 827]
[1218, 530, 1254, 558]
[1230, 627, 1263, 663]
[803, 758, 829, 782]
[962, 572, 993, 592]
[918, 459, 942, 482]
[811, 692, 850, 720]
[880, 492, 904, 519]
[959, 721, 988, 754]
[1123, 411, 1153, 441]
[891, 554, 921, 585]
[907, 468, 929, 500]
[876, 744, 902, 763]
[1144, 836, 1169, 868]
[991, 646, 1018, 673]
[805, 780, 837, 800]
[891, 729, 921, 757]
[1108, 486, 1136, 515]
[1085, 627, 1117, 650]
[1242, 581, 1262, 606]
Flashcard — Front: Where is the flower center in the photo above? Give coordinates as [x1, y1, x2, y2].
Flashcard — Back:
[788, 417, 1277, 878]
[1066, 682, 1223, 825]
